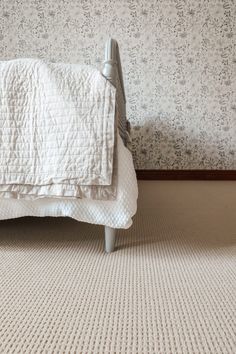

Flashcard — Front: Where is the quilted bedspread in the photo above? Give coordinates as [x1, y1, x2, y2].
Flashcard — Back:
[0, 59, 116, 200]
[0, 135, 138, 229]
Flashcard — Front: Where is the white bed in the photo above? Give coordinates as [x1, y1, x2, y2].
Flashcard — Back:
[0, 39, 138, 252]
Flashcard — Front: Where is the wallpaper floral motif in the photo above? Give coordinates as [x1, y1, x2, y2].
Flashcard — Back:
[0, 0, 235, 169]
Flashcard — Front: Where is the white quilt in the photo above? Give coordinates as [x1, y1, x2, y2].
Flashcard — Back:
[0, 59, 116, 200]
[0, 136, 138, 229]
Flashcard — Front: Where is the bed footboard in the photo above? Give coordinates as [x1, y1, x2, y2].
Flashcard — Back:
[105, 226, 116, 253]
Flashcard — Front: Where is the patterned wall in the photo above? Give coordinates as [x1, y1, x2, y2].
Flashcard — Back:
[0, 0, 235, 169]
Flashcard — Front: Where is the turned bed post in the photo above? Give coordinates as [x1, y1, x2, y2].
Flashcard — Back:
[105, 226, 116, 253]
[102, 38, 126, 253]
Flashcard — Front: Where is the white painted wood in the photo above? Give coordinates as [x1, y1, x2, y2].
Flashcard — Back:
[105, 226, 116, 253]
[102, 38, 128, 145]
[102, 39, 126, 253]
[102, 38, 126, 101]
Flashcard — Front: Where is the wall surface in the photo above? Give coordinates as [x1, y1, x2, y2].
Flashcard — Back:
[0, 0, 235, 169]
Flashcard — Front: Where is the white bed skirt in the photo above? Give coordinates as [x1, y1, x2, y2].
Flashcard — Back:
[0, 136, 138, 229]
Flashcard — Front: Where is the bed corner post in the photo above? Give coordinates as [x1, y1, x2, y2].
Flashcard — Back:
[105, 226, 116, 253]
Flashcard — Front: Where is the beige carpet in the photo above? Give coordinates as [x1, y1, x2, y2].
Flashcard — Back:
[0, 181, 235, 354]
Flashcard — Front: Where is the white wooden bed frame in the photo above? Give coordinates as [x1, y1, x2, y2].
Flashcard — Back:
[0, 38, 128, 253]
[102, 38, 128, 253]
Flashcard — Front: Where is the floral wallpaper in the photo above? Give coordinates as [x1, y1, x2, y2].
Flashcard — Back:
[0, 0, 235, 169]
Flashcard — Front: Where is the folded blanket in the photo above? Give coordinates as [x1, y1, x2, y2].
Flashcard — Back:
[0, 59, 117, 200]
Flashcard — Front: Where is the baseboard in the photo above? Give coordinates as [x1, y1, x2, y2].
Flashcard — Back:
[136, 170, 236, 180]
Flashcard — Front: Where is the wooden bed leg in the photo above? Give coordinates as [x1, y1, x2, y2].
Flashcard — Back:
[105, 226, 116, 253]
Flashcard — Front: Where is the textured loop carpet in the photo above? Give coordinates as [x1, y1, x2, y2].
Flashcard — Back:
[0, 181, 235, 353]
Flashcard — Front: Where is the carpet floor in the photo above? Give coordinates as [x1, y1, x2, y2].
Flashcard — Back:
[0, 181, 235, 353]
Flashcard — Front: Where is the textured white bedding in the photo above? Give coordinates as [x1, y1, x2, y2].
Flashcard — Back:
[0, 59, 116, 200]
[0, 136, 138, 229]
